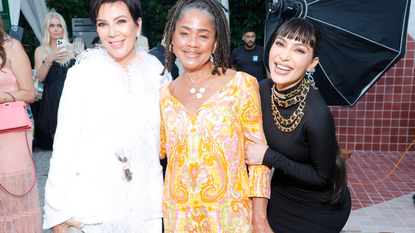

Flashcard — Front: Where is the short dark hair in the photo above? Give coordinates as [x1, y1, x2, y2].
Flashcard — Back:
[162, 0, 230, 76]
[242, 27, 255, 35]
[92, 36, 101, 44]
[274, 18, 322, 58]
[90, 0, 142, 26]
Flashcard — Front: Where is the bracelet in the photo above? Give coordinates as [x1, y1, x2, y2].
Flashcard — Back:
[1, 92, 7, 104]
[44, 58, 52, 67]
[4, 92, 17, 102]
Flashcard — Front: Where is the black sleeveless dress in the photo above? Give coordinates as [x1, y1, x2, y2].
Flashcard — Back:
[39, 59, 75, 134]
[259, 79, 351, 232]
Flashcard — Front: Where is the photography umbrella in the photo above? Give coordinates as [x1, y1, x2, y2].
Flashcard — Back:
[264, 0, 412, 106]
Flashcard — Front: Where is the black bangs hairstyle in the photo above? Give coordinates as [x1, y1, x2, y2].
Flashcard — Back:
[161, 0, 230, 76]
[274, 18, 322, 58]
[90, 0, 142, 26]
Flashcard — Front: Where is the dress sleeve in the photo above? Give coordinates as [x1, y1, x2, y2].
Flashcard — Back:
[239, 73, 271, 198]
[262, 106, 337, 186]
[43, 67, 82, 229]
[160, 117, 167, 159]
[159, 88, 167, 159]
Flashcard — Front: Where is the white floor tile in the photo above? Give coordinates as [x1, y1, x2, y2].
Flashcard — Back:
[344, 193, 415, 233]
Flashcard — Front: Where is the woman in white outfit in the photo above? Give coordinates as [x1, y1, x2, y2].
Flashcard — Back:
[43, 0, 171, 232]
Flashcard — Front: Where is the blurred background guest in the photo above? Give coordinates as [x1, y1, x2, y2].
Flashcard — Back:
[34, 12, 75, 140]
[0, 15, 41, 233]
[135, 34, 149, 51]
[91, 36, 102, 48]
[230, 27, 265, 82]
[69, 35, 87, 53]
[159, 0, 270, 231]
[149, 38, 179, 80]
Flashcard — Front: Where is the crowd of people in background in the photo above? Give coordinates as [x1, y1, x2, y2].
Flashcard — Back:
[0, 0, 352, 232]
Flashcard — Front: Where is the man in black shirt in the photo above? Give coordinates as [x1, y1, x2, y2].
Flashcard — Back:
[230, 27, 264, 82]
[149, 40, 180, 80]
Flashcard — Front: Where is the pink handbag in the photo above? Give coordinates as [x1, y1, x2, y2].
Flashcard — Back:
[0, 101, 33, 134]
[0, 93, 36, 197]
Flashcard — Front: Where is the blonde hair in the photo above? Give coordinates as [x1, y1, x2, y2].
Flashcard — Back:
[41, 12, 72, 67]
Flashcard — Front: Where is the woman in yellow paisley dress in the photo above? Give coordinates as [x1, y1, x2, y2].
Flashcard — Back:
[159, 0, 271, 232]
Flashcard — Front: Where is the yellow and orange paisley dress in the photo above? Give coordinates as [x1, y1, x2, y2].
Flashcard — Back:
[160, 72, 271, 232]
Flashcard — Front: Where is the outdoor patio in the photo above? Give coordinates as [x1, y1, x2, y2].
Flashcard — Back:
[342, 150, 415, 232]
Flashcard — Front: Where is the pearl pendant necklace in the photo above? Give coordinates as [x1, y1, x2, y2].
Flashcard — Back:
[190, 87, 206, 99]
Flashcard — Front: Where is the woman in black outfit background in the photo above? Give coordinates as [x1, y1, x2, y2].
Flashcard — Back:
[245, 18, 351, 232]
[34, 12, 75, 140]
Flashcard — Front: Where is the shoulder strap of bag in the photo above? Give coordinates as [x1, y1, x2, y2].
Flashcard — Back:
[4, 92, 17, 102]
[0, 130, 37, 197]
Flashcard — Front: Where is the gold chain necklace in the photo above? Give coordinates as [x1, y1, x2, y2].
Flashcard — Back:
[271, 78, 307, 108]
[273, 78, 306, 100]
[271, 79, 311, 133]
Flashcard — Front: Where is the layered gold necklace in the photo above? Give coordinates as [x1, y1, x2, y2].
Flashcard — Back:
[271, 78, 311, 133]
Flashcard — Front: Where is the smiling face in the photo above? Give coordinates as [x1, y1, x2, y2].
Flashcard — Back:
[48, 17, 64, 40]
[172, 8, 217, 72]
[269, 36, 319, 91]
[96, 1, 141, 66]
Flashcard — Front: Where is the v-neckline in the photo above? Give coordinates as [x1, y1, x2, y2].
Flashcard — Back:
[166, 73, 238, 117]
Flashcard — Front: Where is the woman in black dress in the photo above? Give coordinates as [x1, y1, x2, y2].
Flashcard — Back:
[245, 18, 351, 232]
[34, 12, 75, 139]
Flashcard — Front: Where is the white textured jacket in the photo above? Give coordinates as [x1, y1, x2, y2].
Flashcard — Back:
[43, 48, 171, 231]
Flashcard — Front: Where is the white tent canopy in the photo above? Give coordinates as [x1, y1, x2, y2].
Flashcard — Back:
[9, 0, 49, 43]
[220, 0, 229, 27]
[8, 0, 20, 26]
